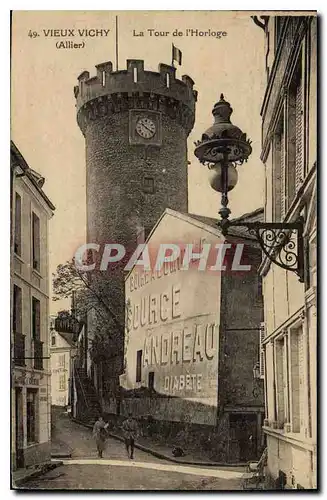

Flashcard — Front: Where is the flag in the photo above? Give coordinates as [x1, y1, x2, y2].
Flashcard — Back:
[172, 44, 182, 66]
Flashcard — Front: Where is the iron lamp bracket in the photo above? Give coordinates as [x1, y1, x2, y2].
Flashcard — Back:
[218, 217, 305, 283]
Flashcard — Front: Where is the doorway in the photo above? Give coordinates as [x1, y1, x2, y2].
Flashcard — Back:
[15, 388, 24, 469]
[229, 413, 258, 462]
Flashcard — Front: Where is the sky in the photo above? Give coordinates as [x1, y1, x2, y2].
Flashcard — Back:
[11, 10, 266, 313]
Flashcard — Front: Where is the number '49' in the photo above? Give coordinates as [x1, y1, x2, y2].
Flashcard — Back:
[28, 30, 38, 38]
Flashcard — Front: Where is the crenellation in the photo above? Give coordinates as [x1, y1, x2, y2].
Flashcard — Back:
[75, 60, 197, 118]
[77, 70, 90, 81]
[127, 59, 145, 77]
[95, 61, 113, 80]
[159, 63, 177, 85]
[182, 74, 195, 88]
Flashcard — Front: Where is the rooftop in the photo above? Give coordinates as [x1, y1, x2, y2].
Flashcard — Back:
[10, 141, 55, 211]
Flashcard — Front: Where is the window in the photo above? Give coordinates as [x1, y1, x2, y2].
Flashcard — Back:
[59, 354, 65, 367]
[59, 374, 66, 391]
[32, 297, 40, 340]
[272, 53, 304, 220]
[165, 73, 170, 88]
[14, 193, 21, 255]
[136, 350, 142, 382]
[13, 285, 22, 333]
[273, 322, 305, 433]
[290, 325, 304, 433]
[286, 56, 303, 210]
[51, 335, 56, 346]
[275, 337, 288, 428]
[272, 118, 284, 221]
[32, 212, 40, 271]
[133, 67, 138, 83]
[26, 390, 38, 443]
[148, 371, 154, 390]
[143, 177, 154, 194]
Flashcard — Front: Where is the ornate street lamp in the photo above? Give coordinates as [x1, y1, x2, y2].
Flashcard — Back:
[194, 95, 304, 282]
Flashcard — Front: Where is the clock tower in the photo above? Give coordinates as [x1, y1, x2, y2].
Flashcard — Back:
[74, 59, 197, 402]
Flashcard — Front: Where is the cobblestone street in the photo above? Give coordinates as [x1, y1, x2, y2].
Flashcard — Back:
[23, 412, 245, 490]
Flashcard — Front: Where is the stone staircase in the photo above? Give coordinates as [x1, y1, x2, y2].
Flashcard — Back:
[74, 366, 101, 424]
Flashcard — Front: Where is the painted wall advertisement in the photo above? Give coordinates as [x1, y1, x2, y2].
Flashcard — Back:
[124, 238, 222, 424]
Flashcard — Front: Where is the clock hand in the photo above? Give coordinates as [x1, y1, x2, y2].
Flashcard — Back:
[142, 123, 154, 134]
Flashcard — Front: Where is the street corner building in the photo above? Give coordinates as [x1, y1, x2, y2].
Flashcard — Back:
[10, 142, 55, 470]
[74, 59, 197, 401]
[50, 315, 76, 407]
[256, 16, 317, 489]
[120, 207, 265, 463]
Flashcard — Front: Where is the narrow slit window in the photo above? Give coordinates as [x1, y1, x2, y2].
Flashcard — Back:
[102, 71, 106, 87]
[166, 73, 170, 88]
[133, 67, 138, 83]
[143, 177, 155, 194]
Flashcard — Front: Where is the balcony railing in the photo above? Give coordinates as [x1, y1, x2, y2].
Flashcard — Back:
[33, 339, 44, 370]
[14, 333, 25, 366]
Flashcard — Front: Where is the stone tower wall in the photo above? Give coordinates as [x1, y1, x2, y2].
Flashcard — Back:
[75, 59, 197, 402]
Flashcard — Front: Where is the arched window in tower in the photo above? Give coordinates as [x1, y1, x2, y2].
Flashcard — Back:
[165, 73, 170, 88]
[133, 67, 138, 83]
[102, 71, 106, 87]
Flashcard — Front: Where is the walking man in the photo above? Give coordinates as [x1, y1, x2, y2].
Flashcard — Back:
[122, 412, 139, 459]
[92, 415, 109, 458]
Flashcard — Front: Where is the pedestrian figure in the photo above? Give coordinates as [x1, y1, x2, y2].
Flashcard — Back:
[93, 416, 108, 458]
[122, 412, 139, 459]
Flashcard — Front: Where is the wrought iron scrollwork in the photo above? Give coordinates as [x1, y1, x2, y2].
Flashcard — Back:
[219, 217, 305, 283]
[250, 227, 299, 274]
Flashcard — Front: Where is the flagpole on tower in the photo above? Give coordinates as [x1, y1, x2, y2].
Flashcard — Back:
[115, 15, 119, 71]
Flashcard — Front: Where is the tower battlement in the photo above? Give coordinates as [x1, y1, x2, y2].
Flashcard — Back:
[74, 59, 197, 136]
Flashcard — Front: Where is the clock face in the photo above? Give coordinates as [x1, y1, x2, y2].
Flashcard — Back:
[135, 117, 156, 139]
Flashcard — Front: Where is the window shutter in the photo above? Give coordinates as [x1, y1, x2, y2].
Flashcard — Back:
[295, 75, 304, 190]
[32, 213, 40, 270]
[13, 285, 22, 334]
[260, 322, 266, 378]
[273, 131, 283, 222]
[32, 298, 41, 340]
[280, 129, 285, 218]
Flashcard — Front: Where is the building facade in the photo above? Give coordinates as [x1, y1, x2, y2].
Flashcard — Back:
[121, 208, 265, 463]
[258, 15, 317, 488]
[74, 59, 197, 406]
[49, 316, 75, 407]
[11, 142, 55, 470]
